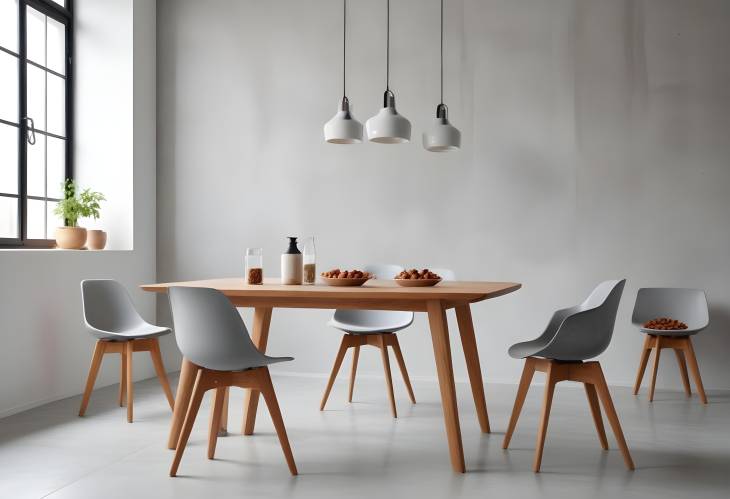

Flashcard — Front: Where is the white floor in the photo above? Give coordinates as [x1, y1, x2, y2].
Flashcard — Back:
[1, 373, 728, 499]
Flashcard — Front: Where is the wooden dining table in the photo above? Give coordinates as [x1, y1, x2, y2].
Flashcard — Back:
[141, 277, 521, 473]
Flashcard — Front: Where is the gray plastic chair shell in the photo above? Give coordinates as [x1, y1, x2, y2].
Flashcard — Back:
[81, 279, 170, 340]
[329, 264, 412, 335]
[631, 288, 709, 336]
[508, 280, 626, 361]
[168, 286, 292, 372]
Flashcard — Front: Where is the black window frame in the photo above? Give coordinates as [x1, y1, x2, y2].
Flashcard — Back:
[0, 0, 73, 248]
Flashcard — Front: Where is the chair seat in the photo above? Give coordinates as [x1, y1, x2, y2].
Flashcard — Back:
[508, 339, 550, 360]
[328, 318, 411, 335]
[207, 355, 293, 373]
[90, 324, 171, 341]
[639, 327, 703, 337]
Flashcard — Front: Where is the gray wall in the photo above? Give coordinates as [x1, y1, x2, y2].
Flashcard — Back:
[156, 0, 730, 390]
[0, 0, 166, 417]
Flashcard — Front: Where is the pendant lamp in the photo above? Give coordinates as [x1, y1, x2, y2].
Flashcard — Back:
[423, 0, 460, 151]
[324, 0, 363, 144]
[366, 0, 411, 143]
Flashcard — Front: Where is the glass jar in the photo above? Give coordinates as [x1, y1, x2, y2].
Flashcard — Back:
[245, 248, 263, 285]
[302, 237, 316, 284]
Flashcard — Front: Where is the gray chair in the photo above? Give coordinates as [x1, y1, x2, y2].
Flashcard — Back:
[167, 286, 297, 477]
[78, 279, 174, 423]
[631, 288, 708, 403]
[502, 280, 634, 472]
[320, 263, 415, 418]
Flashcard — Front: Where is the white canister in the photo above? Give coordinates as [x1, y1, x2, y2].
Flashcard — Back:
[281, 236, 303, 285]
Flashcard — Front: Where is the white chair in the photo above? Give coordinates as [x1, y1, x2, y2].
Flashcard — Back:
[78, 279, 175, 423]
[502, 280, 634, 472]
[631, 288, 709, 403]
[320, 265, 455, 418]
[167, 286, 297, 477]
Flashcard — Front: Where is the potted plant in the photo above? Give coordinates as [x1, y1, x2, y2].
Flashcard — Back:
[53, 179, 106, 250]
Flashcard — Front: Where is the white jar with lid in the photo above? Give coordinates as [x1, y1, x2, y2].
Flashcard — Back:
[281, 236, 303, 285]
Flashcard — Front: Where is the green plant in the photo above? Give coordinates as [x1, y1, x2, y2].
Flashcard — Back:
[53, 179, 106, 227]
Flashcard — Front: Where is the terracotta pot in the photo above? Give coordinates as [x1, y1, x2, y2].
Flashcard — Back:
[86, 229, 107, 250]
[55, 227, 87, 249]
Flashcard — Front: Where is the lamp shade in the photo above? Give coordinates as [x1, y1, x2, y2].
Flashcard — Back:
[366, 90, 411, 144]
[324, 97, 363, 144]
[422, 104, 460, 152]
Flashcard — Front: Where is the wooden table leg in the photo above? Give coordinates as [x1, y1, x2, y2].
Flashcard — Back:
[427, 300, 466, 473]
[455, 304, 490, 433]
[167, 357, 197, 449]
[242, 307, 273, 435]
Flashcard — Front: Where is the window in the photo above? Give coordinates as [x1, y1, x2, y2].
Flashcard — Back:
[0, 0, 72, 247]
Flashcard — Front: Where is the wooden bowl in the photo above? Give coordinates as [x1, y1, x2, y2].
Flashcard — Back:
[321, 276, 371, 287]
[394, 278, 442, 287]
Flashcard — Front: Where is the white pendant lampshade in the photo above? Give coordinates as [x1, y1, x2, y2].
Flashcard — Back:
[324, 97, 363, 144]
[423, 104, 460, 151]
[423, 0, 461, 152]
[366, 90, 411, 143]
[324, 0, 362, 144]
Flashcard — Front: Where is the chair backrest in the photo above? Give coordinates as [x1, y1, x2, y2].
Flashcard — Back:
[540, 279, 626, 360]
[632, 288, 709, 330]
[431, 268, 456, 281]
[333, 264, 413, 330]
[81, 279, 146, 334]
[168, 286, 263, 370]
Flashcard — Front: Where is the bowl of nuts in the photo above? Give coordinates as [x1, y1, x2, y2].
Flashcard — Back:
[642, 317, 689, 332]
[320, 269, 374, 287]
[394, 268, 442, 287]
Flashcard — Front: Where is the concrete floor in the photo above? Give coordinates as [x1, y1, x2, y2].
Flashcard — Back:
[0, 373, 728, 499]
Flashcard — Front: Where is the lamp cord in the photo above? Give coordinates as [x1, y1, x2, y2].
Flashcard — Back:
[440, 0, 444, 105]
[386, 0, 390, 91]
[343, 0, 347, 98]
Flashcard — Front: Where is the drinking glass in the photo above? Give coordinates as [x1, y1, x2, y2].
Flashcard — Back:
[302, 237, 316, 284]
[245, 247, 263, 285]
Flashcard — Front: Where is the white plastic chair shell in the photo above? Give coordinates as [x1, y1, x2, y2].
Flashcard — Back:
[508, 280, 626, 361]
[168, 286, 292, 372]
[81, 279, 170, 341]
[631, 288, 709, 336]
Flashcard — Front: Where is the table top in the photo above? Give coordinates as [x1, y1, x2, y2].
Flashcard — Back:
[142, 278, 521, 310]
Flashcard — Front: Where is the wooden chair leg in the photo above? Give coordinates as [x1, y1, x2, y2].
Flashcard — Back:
[118, 348, 127, 407]
[584, 383, 608, 450]
[218, 387, 229, 436]
[673, 348, 691, 397]
[348, 345, 360, 403]
[208, 387, 226, 459]
[391, 335, 416, 404]
[632, 335, 653, 395]
[533, 364, 557, 472]
[649, 336, 662, 402]
[170, 369, 206, 477]
[378, 335, 397, 418]
[258, 368, 298, 476]
[592, 364, 635, 470]
[320, 335, 350, 411]
[683, 337, 708, 404]
[149, 339, 175, 410]
[79, 340, 106, 416]
[502, 358, 536, 449]
[126, 341, 134, 423]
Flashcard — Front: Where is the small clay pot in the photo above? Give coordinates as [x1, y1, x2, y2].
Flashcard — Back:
[86, 229, 107, 250]
[55, 227, 87, 250]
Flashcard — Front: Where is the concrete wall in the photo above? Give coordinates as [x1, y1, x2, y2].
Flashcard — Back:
[0, 0, 170, 417]
[155, 0, 730, 390]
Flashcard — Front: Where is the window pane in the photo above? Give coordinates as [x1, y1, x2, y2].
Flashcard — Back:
[0, 51, 18, 123]
[26, 63, 45, 131]
[46, 199, 61, 236]
[0, 0, 18, 53]
[0, 195, 18, 238]
[0, 124, 18, 194]
[26, 132, 45, 197]
[26, 198, 45, 239]
[26, 7, 45, 67]
[47, 136, 65, 198]
[47, 73, 65, 136]
[46, 17, 65, 75]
